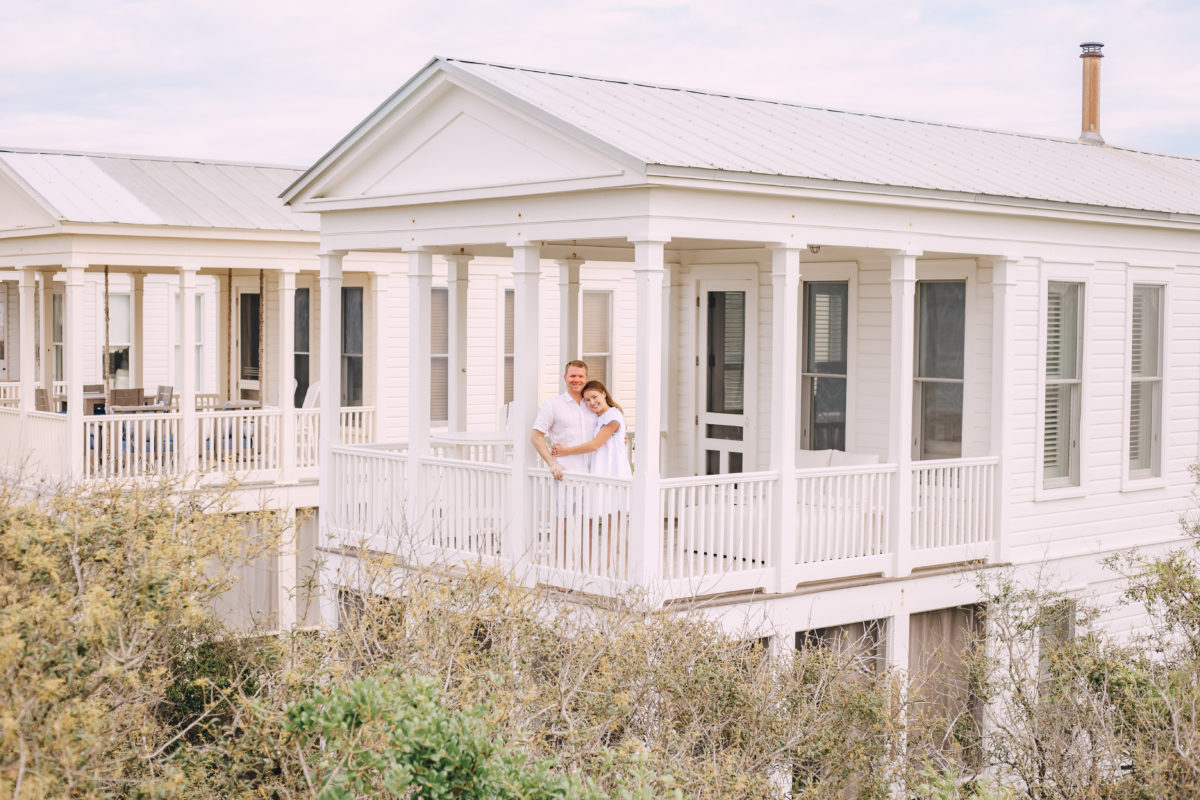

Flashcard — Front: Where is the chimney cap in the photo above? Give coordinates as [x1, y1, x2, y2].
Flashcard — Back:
[1080, 42, 1104, 57]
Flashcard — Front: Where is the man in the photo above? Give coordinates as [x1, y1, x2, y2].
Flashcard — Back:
[532, 360, 597, 481]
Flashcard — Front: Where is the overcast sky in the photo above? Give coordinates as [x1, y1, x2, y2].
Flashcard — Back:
[4, 0, 1199, 166]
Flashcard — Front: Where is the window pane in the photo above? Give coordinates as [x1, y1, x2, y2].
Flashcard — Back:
[582, 291, 611, 349]
[52, 294, 63, 343]
[341, 287, 363, 357]
[586, 355, 609, 389]
[240, 294, 260, 381]
[920, 382, 963, 459]
[430, 287, 449, 355]
[1043, 383, 1075, 482]
[1131, 285, 1160, 379]
[1045, 283, 1080, 380]
[917, 282, 965, 380]
[805, 283, 848, 374]
[503, 290, 514, 405]
[294, 354, 310, 408]
[108, 294, 131, 344]
[707, 291, 745, 415]
[295, 288, 310, 353]
[1129, 379, 1157, 474]
[806, 375, 846, 450]
[341, 355, 363, 407]
[106, 346, 131, 388]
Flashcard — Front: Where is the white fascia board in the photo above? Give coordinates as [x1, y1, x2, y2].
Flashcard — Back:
[644, 165, 1200, 229]
[56, 221, 319, 244]
[292, 170, 639, 213]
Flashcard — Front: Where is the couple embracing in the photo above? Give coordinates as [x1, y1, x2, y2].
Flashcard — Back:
[531, 360, 632, 482]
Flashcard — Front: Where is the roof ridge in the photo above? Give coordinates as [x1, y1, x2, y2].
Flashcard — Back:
[0, 145, 305, 171]
[442, 57, 1200, 163]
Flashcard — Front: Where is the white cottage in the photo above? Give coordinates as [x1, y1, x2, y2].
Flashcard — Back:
[281, 50, 1200, 673]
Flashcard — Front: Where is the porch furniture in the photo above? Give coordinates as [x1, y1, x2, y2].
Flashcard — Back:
[222, 399, 261, 410]
[796, 449, 882, 469]
[34, 388, 52, 412]
[51, 387, 108, 415]
[108, 387, 149, 414]
[301, 382, 320, 409]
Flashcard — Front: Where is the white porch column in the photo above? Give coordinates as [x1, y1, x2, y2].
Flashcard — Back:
[769, 246, 802, 593]
[990, 257, 1017, 566]
[63, 262, 86, 479]
[317, 251, 345, 533]
[131, 271, 145, 390]
[446, 254, 472, 432]
[406, 249, 434, 540]
[18, 268, 36, 414]
[557, 258, 582, 364]
[508, 243, 541, 572]
[40, 270, 55, 391]
[370, 268, 392, 440]
[278, 267, 298, 483]
[629, 239, 668, 590]
[887, 250, 920, 578]
[179, 266, 199, 474]
[277, 506, 299, 631]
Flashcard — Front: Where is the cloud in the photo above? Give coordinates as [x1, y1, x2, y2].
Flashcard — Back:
[1, 0, 1197, 163]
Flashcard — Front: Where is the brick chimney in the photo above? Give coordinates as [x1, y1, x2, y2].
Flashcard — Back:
[1080, 42, 1105, 144]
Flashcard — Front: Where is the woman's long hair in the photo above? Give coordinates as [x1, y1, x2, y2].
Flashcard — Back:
[582, 380, 622, 414]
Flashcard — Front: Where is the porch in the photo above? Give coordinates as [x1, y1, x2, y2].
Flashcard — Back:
[327, 441, 997, 600]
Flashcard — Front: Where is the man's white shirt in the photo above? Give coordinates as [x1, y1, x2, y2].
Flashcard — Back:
[533, 391, 598, 473]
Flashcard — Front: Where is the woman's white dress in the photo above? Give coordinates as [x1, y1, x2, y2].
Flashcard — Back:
[589, 407, 633, 479]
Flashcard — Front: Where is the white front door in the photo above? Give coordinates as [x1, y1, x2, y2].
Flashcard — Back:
[696, 280, 756, 474]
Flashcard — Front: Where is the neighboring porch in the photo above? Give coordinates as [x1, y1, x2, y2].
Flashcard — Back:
[0, 261, 383, 486]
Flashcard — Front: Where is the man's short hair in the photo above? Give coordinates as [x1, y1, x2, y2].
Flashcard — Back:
[564, 359, 589, 375]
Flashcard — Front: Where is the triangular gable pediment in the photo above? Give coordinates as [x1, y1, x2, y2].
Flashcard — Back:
[289, 67, 638, 205]
[0, 164, 58, 232]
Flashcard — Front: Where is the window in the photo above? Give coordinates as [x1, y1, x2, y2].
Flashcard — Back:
[104, 293, 132, 388]
[431, 286, 448, 424]
[294, 288, 310, 407]
[915, 281, 965, 459]
[582, 290, 612, 387]
[503, 289, 514, 405]
[174, 293, 204, 389]
[802, 282, 848, 450]
[341, 287, 363, 407]
[1129, 284, 1162, 479]
[1043, 282, 1083, 488]
[52, 293, 63, 382]
[796, 618, 886, 675]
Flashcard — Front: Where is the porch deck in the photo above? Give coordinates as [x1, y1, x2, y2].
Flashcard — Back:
[327, 442, 997, 602]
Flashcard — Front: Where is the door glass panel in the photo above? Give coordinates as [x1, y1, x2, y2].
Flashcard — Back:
[806, 376, 846, 450]
[706, 424, 743, 441]
[706, 291, 745, 414]
[728, 451, 743, 473]
[239, 293, 260, 383]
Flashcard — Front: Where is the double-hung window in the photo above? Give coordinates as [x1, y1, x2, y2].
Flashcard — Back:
[1043, 282, 1083, 488]
[582, 290, 612, 387]
[430, 287, 449, 424]
[1128, 284, 1163, 479]
[51, 293, 64, 382]
[801, 282, 848, 450]
[294, 288, 311, 407]
[104, 293, 132, 388]
[915, 281, 965, 460]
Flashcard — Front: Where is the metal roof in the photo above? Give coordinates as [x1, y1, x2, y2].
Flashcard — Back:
[0, 148, 317, 231]
[445, 58, 1200, 218]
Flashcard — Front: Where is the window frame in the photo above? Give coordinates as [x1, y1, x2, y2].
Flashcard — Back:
[1123, 274, 1169, 488]
[501, 287, 514, 406]
[800, 280, 850, 451]
[1036, 274, 1088, 496]
[795, 262, 858, 453]
[172, 291, 205, 391]
[340, 286, 364, 408]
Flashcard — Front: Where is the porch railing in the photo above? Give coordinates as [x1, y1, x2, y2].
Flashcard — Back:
[82, 413, 182, 479]
[423, 456, 510, 560]
[530, 469, 632, 584]
[0, 407, 69, 477]
[196, 409, 281, 474]
[911, 456, 997, 564]
[660, 471, 776, 595]
[0, 382, 18, 408]
[318, 444, 1003, 601]
[328, 443, 407, 551]
[296, 407, 376, 469]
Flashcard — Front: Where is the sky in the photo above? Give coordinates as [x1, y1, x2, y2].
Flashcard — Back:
[4, 0, 1200, 167]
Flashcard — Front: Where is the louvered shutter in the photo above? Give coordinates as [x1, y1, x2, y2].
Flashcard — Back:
[1129, 285, 1161, 476]
[430, 287, 448, 423]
